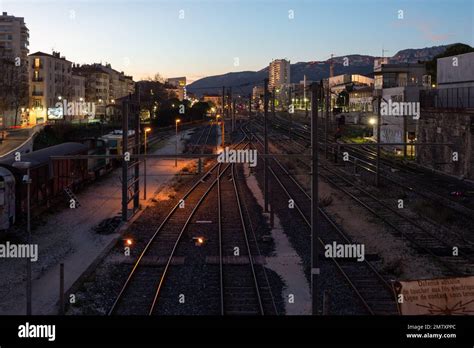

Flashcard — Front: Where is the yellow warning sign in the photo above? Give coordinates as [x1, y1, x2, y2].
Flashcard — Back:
[393, 276, 474, 315]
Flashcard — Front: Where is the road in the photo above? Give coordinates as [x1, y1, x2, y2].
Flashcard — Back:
[0, 128, 34, 157]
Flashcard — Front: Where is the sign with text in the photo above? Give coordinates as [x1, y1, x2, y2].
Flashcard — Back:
[393, 276, 474, 315]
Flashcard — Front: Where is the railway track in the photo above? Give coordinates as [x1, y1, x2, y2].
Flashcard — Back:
[318, 164, 474, 275]
[246, 127, 398, 315]
[340, 144, 474, 219]
[189, 124, 214, 154]
[258, 114, 474, 220]
[217, 163, 277, 315]
[108, 160, 223, 315]
[109, 128, 277, 315]
[251, 117, 474, 260]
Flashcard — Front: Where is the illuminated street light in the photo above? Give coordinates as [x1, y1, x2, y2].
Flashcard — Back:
[369, 117, 377, 125]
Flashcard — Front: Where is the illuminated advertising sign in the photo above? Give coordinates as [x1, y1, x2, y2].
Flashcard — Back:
[47, 107, 64, 120]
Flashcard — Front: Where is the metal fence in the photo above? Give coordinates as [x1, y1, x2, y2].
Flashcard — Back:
[420, 86, 474, 109]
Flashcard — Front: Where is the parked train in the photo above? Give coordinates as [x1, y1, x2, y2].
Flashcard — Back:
[0, 130, 136, 231]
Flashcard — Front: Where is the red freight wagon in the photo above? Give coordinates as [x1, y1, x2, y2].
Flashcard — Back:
[0, 142, 88, 224]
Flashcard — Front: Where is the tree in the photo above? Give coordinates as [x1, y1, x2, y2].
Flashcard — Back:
[0, 49, 28, 127]
[137, 74, 178, 120]
[336, 90, 349, 110]
[425, 43, 474, 83]
[190, 101, 211, 121]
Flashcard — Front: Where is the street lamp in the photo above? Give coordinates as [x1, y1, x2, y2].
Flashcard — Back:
[144, 127, 151, 200]
[175, 119, 181, 167]
[12, 161, 32, 315]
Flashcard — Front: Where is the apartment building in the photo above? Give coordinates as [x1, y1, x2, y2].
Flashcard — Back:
[72, 74, 86, 102]
[269, 59, 291, 109]
[28, 51, 73, 124]
[0, 12, 29, 62]
[269, 59, 291, 89]
[73, 63, 134, 118]
[0, 12, 29, 127]
[166, 77, 186, 101]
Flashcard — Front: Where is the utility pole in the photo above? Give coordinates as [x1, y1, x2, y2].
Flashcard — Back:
[121, 100, 129, 222]
[222, 86, 225, 146]
[311, 82, 320, 316]
[303, 75, 308, 118]
[248, 93, 253, 141]
[272, 87, 276, 118]
[221, 86, 225, 116]
[376, 95, 382, 187]
[26, 166, 31, 315]
[325, 81, 330, 159]
[288, 86, 292, 138]
[248, 93, 252, 117]
[229, 87, 234, 133]
[403, 90, 408, 160]
[232, 99, 236, 134]
[264, 78, 269, 213]
[12, 161, 32, 315]
[59, 263, 64, 315]
[133, 95, 140, 211]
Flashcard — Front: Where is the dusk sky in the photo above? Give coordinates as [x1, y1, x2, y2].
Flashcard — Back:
[3, 0, 473, 82]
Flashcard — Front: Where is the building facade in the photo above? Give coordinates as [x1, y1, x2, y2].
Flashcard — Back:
[349, 86, 374, 112]
[166, 77, 186, 101]
[269, 59, 291, 109]
[269, 59, 290, 89]
[326, 74, 374, 113]
[373, 62, 430, 154]
[202, 94, 222, 111]
[73, 63, 134, 119]
[417, 52, 474, 180]
[0, 12, 28, 63]
[0, 12, 29, 127]
[28, 51, 73, 124]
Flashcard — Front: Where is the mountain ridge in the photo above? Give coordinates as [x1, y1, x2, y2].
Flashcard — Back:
[187, 44, 456, 96]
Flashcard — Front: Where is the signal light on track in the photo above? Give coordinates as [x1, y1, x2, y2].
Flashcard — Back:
[193, 236, 205, 246]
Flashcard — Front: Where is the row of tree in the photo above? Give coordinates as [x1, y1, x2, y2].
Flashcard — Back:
[137, 74, 211, 127]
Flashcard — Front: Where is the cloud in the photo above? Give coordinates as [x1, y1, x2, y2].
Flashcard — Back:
[391, 19, 451, 42]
